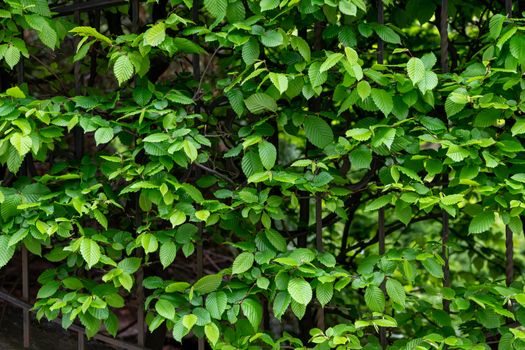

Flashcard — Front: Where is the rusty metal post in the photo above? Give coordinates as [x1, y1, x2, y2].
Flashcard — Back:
[22, 246, 30, 348]
[78, 332, 85, 350]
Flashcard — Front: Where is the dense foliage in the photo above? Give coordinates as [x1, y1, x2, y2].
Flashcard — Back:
[2, 0, 525, 349]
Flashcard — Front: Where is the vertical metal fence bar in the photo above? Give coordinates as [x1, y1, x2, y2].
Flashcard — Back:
[22, 247, 30, 348]
[17, 58, 31, 349]
[131, 0, 139, 34]
[506, 226, 513, 286]
[505, 1, 514, 292]
[378, 208, 386, 348]
[506, 0, 513, 17]
[376, 0, 384, 64]
[73, 0, 84, 159]
[129, 2, 144, 347]
[315, 193, 325, 330]
[77, 331, 85, 350]
[440, 0, 451, 314]
[376, 0, 386, 348]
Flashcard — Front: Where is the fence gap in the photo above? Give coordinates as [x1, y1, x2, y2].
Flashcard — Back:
[129, 2, 145, 347]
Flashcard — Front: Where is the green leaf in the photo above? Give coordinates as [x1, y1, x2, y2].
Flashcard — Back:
[159, 241, 177, 269]
[265, 229, 287, 252]
[375, 25, 401, 44]
[316, 282, 333, 307]
[371, 89, 393, 116]
[304, 116, 334, 148]
[489, 14, 505, 39]
[273, 291, 291, 320]
[260, 0, 279, 11]
[232, 252, 254, 274]
[291, 36, 311, 62]
[10, 133, 32, 155]
[422, 257, 444, 278]
[468, 211, 495, 234]
[37, 281, 60, 299]
[113, 55, 134, 86]
[510, 35, 525, 62]
[350, 146, 372, 170]
[357, 80, 371, 100]
[244, 93, 277, 114]
[386, 279, 406, 307]
[269, 72, 288, 95]
[156, 299, 175, 320]
[70, 26, 112, 45]
[511, 118, 525, 136]
[204, 0, 227, 18]
[241, 298, 262, 331]
[183, 139, 198, 162]
[80, 238, 101, 269]
[308, 61, 328, 87]
[204, 322, 220, 346]
[144, 23, 166, 47]
[364, 285, 385, 312]
[440, 194, 464, 206]
[320, 53, 343, 72]
[206, 291, 228, 319]
[4, 46, 20, 69]
[365, 194, 392, 211]
[194, 274, 222, 294]
[407, 57, 425, 84]
[182, 314, 198, 330]
[6, 86, 25, 98]
[94, 127, 114, 146]
[241, 151, 263, 177]
[0, 235, 16, 268]
[260, 30, 283, 47]
[287, 278, 312, 305]
[417, 70, 438, 94]
[258, 141, 277, 170]
[242, 38, 260, 65]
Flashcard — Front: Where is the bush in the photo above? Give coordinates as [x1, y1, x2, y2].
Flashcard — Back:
[1, 0, 525, 349]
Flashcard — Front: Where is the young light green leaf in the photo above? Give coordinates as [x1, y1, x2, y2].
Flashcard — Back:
[204, 322, 220, 346]
[155, 299, 175, 320]
[113, 55, 134, 86]
[232, 252, 254, 274]
[406, 57, 425, 84]
[144, 23, 166, 47]
[320, 52, 343, 72]
[269, 72, 288, 94]
[287, 277, 312, 305]
[316, 282, 333, 307]
[0, 235, 16, 268]
[80, 238, 101, 269]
